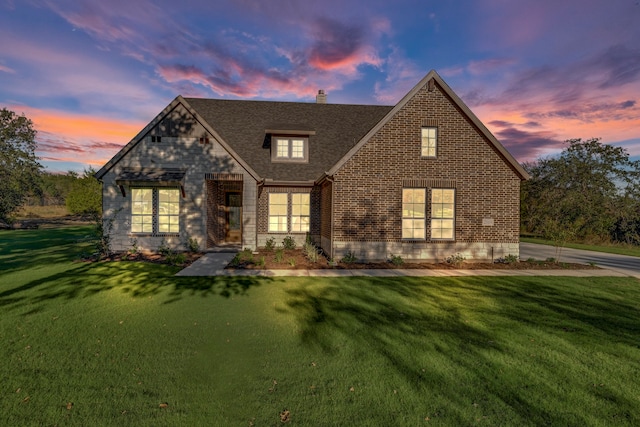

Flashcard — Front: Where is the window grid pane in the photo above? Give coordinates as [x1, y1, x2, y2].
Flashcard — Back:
[158, 189, 180, 234]
[276, 139, 289, 158]
[291, 193, 310, 232]
[269, 193, 289, 232]
[291, 140, 304, 158]
[402, 189, 426, 239]
[421, 127, 437, 157]
[131, 189, 153, 233]
[431, 189, 455, 240]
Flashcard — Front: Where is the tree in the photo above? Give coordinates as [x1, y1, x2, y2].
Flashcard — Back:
[522, 138, 640, 249]
[0, 108, 42, 222]
[66, 167, 101, 217]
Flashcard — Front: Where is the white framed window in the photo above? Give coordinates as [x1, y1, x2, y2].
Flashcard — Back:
[131, 188, 153, 233]
[272, 137, 308, 162]
[431, 188, 455, 240]
[131, 187, 180, 234]
[421, 127, 437, 157]
[158, 189, 180, 233]
[268, 193, 288, 232]
[268, 192, 311, 233]
[291, 139, 305, 158]
[276, 139, 289, 158]
[291, 193, 310, 232]
[402, 188, 426, 239]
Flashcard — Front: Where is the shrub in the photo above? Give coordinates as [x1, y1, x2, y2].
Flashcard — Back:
[303, 241, 319, 263]
[264, 237, 276, 252]
[341, 251, 357, 264]
[288, 258, 296, 267]
[128, 238, 139, 255]
[229, 253, 241, 267]
[282, 236, 296, 250]
[187, 237, 200, 253]
[257, 256, 266, 268]
[166, 252, 187, 266]
[158, 239, 172, 256]
[496, 254, 519, 264]
[94, 208, 121, 259]
[274, 248, 284, 263]
[239, 248, 253, 263]
[389, 254, 404, 266]
[445, 253, 466, 266]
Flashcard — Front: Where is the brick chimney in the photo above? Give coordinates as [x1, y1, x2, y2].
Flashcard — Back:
[316, 89, 327, 104]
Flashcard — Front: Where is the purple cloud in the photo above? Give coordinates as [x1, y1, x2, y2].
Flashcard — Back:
[594, 45, 640, 89]
[493, 126, 563, 161]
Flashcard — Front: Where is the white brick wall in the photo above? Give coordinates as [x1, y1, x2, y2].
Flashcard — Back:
[101, 128, 257, 252]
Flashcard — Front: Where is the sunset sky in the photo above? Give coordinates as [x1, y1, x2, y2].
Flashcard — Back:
[1, 0, 639, 172]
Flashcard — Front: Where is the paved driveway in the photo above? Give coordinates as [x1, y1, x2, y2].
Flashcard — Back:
[520, 243, 640, 278]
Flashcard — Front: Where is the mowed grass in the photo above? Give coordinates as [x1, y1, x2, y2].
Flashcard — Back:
[1, 228, 639, 426]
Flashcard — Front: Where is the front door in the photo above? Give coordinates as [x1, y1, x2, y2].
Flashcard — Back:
[225, 192, 242, 243]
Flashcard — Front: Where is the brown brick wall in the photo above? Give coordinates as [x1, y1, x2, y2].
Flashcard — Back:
[320, 181, 332, 240]
[256, 186, 320, 236]
[332, 81, 521, 245]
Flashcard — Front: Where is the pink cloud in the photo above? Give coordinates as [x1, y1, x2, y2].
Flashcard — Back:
[0, 64, 15, 73]
[8, 105, 143, 169]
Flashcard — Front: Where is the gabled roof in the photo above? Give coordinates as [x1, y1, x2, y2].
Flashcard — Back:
[97, 70, 528, 182]
[183, 98, 392, 182]
[326, 70, 530, 180]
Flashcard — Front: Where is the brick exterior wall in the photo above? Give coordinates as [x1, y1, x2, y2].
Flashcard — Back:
[205, 180, 243, 247]
[319, 180, 333, 257]
[330, 80, 522, 261]
[256, 185, 321, 247]
[101, 103, 257, 252]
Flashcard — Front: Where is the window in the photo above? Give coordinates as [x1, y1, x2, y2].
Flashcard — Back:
[291, 139, 305, 159]
[276, 139, 289, 158]
[272, 137, 308, 162]
[402, 189, 426, 239]
[431, 189, 455, 240]
[131, 187, 180, 234]
[421, 127, 437, 157]
[291, 193, 310, 232]
[268, 193, 288, 232]
[131, 189, 153, 233]
[268, 192, 310, 233]
[158, 189, 180, 233]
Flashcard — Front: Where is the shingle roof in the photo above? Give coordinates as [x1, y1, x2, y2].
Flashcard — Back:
[184, 98, 393, 182]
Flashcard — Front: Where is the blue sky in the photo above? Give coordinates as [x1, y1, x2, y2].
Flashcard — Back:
[1, 0, 639, 172]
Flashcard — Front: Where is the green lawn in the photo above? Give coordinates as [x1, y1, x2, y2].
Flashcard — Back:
[521, 236, 640, 258]
[2, 227, 639, 426]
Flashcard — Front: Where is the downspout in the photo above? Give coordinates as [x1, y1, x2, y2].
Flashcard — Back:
[256, 178, 265, 250]
[326, 174, 335, 260]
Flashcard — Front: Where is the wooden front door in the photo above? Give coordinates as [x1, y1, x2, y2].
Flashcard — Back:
[225, 192, 242, 243]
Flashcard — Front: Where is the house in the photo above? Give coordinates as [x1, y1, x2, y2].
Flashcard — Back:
[95, 70, 529, 261]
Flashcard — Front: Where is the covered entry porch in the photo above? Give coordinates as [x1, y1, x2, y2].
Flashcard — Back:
[206, 173, 244, 248]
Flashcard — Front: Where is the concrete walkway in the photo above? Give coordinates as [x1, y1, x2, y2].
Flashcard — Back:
[176, 253, 631, 278]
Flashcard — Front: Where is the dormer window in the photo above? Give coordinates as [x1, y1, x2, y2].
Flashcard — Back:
[271, 136, 309, 162]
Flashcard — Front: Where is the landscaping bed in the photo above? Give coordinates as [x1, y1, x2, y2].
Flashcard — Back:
[225, 248, 599, 270]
